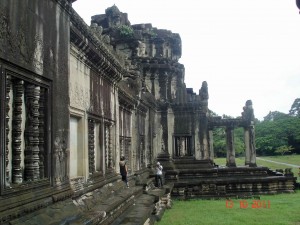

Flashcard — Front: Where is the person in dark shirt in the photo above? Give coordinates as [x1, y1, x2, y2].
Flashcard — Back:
[119, 156, 129, 188]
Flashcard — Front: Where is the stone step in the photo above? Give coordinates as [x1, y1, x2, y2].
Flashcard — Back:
[8, 182, 144, 225]
[110, 184, 173, 225]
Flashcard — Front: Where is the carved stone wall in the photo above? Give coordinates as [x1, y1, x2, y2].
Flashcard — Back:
[0, 2, 252, 223]
[0, 0, 71, 222]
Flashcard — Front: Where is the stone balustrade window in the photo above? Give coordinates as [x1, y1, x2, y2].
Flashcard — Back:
[87, 118, 112, 176]
[2, 71, 50, 192]
[119, 107, 132, 172]
[174, 136, 193, 157]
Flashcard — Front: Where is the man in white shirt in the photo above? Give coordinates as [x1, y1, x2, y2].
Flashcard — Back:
[155, 162, 163, 188]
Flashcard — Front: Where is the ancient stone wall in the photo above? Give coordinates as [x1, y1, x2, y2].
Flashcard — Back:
[0, 0, 72, 222]
[0, 3, 215, 223]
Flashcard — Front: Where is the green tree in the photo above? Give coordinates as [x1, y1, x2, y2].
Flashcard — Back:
[274, 145, 294, 156]
[263, 111, 289, 121]
[289, 98, 300, 117]
[234, 127, 245, 156]
[213, 127, 226, 157]
[212, 126, 245, 157]
[117, 25, 134, 38]
[256, 112, 300, 155]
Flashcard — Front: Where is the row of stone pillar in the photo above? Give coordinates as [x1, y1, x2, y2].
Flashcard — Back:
[226, 125, 256, 167]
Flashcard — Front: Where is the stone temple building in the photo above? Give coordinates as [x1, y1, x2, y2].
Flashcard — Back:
[0, 1, 296, 224]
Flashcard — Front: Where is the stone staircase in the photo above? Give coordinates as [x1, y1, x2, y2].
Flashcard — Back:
[110, 185, 172, 225]
[8, 169, 173, 225]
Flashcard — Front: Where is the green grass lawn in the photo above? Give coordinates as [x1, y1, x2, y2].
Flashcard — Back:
[258, 155, 300, 166]
[156, 191, 300, 225]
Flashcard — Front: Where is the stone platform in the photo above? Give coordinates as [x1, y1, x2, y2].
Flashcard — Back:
[165, 159, 296, 199]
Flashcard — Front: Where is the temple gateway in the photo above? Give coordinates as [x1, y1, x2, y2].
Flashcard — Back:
[0, 1, 296, 224]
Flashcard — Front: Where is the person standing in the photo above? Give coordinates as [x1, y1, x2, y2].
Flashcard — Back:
[156, 162, 163, 188]
[119, 156, 129, 188]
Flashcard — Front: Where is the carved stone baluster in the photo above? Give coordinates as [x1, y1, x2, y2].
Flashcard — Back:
[88, 119, 95, 174]
[104, 124, 109, 169]
[140, 137, 145, 168]
[38, 88, 45, 179]
[12, 79, 24, 184]
[108, 125, 113, 168]
[5, 76, 11, 186]
[24, 84, 40, 181]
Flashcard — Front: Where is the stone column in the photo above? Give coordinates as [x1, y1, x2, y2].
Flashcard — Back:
[159, 71, 168, 102]
[244, 124, 256, 167]
[244, 127, 250, 166]
[199, 114, 209, 160]
[226, 126, 236, 167]
[208, 129, 214, 161]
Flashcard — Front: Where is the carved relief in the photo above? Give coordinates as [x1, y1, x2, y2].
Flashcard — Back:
[54, 132, 68, 184]
[70, 82, 89, 109]
[0, 7, 44, 73]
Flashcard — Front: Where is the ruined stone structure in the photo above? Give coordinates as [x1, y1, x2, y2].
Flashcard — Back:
[0, 1, 296, 224]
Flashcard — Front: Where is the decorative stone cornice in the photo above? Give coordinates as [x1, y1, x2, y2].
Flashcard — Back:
[171, 102, 203, 112]
[132, 56, 184, 72]
[118, 90, 136, 110]
[70, 7, 130, 83]
[208, 117, 247, 128]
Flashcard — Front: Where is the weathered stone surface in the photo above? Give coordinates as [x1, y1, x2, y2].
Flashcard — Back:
[0, 2, 297, 225]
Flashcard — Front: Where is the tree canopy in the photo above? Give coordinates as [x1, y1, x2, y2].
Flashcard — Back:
[212, 98, 300, 157]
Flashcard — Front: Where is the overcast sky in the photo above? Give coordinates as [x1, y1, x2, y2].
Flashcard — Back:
[73, 0, 300, 120]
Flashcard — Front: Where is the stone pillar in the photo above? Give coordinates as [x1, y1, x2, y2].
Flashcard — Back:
[199, 114, 210, 160]
[244, 124, 256, 167]
[199, 81, 210, 160]
[159, 72, 168, 102]
[157, 108, 176, 171]
[244, 128, 250, 166]
[226, 126, 236, 167]
[208, 129, 214, 161]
